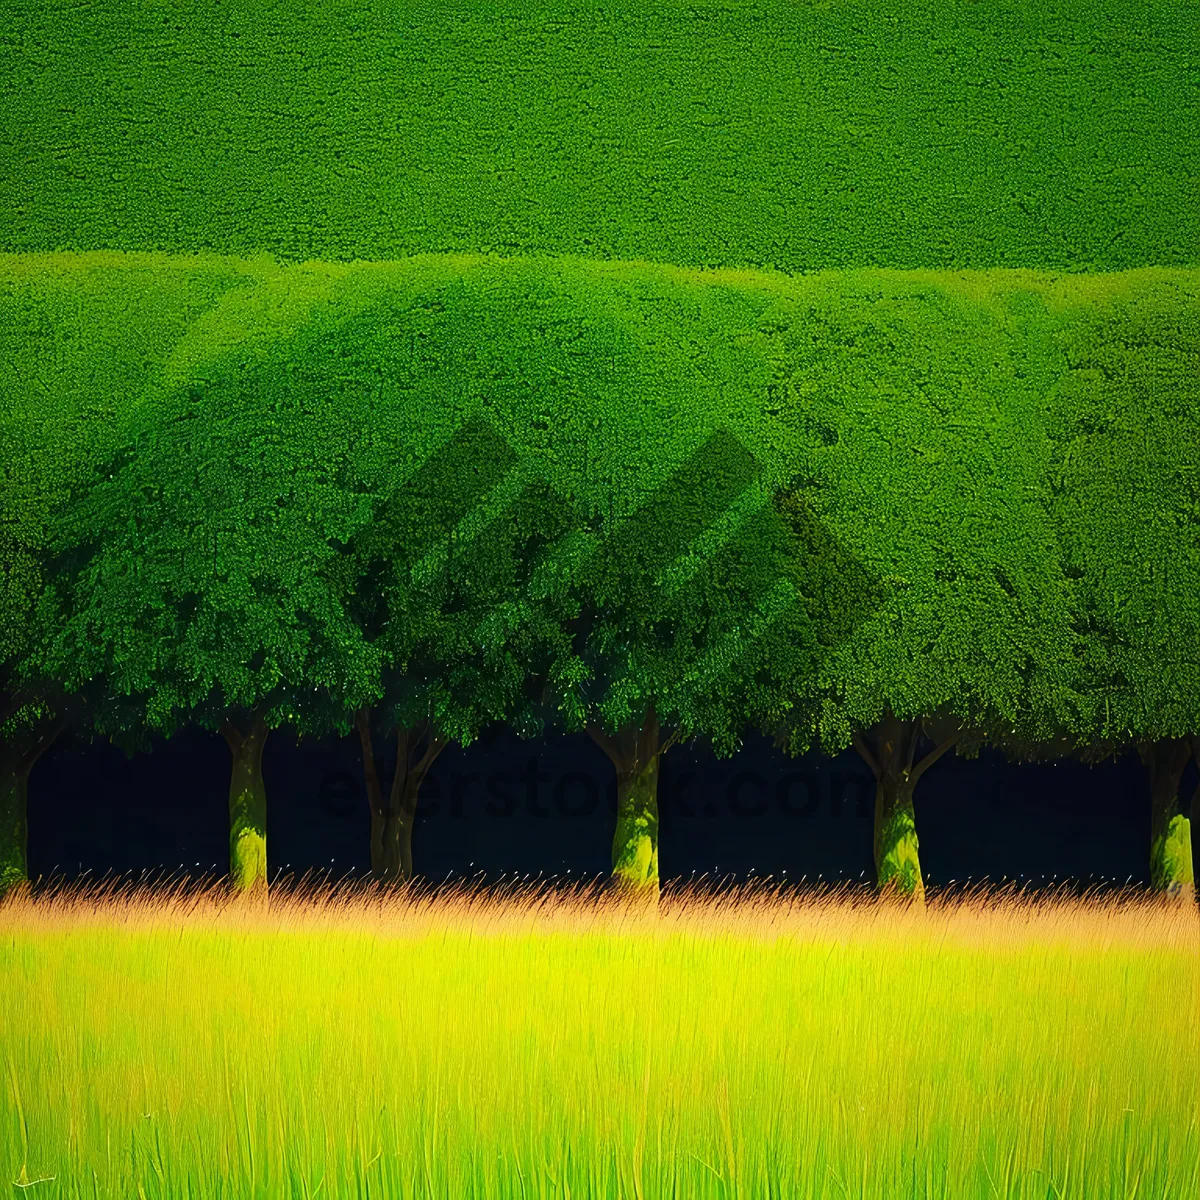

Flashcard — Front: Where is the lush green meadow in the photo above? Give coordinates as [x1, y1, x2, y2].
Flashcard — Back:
[2, 1, 1196, 272]
[1, 884, 1196, 1199]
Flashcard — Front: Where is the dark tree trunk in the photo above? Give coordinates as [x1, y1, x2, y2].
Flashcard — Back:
[1139, 739, 1193, 903]
[356, 709, 447, 883]
[853, 712, 961, 907]
[220, 708, 270, 894]
[0, 713, 67, 899]
[0, 757, 30, 897]
[588, 702, 680, 906]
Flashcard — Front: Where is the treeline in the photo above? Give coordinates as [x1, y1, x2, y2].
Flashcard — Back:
[2, 252, 1198, 905]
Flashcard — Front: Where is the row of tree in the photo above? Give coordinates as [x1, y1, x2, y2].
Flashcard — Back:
[2, 254, 1198, 905]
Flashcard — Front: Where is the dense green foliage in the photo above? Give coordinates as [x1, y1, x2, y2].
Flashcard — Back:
[986, 281, 1200, 898]
[332, 423, 587, 879]
[1, 2, 1196, 272]
[1046, 282, 1200, 743]
[0, 252, 272, 750]
[0, 256, 274, 888]
[3, 251, 1199, 891]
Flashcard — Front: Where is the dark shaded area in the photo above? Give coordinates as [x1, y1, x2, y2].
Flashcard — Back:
[26, 727, 1190, 890]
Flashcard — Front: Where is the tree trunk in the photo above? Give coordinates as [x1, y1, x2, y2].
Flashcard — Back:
[356, 709, 446, 884]
[874, 764, 923, 904]
[221, 710, 269, 893]
[0, 715, 67, 899]
[613, 751, 660, 896]
[0, 759, 29, 898]
[1140, 739, 1193, 903]
[589, 703, 678, 905]
[853, 712, 961, 907]
[379, 771, 422, 883]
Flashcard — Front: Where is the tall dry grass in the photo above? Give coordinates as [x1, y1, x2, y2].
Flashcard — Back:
[1, 878, 1197, 1198]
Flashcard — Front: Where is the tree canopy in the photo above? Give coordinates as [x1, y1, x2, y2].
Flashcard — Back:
[4, 252, 1198, 896]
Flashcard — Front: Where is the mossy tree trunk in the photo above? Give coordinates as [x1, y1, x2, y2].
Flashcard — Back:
[852, 711, 961, 907]
[1138, 738, 1193, 903]
[0, 711, 67, 899]
[588, 701, 681, 905]
[220, 708, 270, 893]
[356, 708, 447, 883]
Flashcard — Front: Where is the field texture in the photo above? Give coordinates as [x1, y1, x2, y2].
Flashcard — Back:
[0, 1, 1196, 270]
[1, 884, 1197, 1199]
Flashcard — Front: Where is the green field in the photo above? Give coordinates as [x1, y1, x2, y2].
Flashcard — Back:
[2, 1, 1196, 271]
[2, 885, 1196, 1199]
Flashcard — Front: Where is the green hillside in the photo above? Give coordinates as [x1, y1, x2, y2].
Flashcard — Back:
[1, 1, 1195, 270]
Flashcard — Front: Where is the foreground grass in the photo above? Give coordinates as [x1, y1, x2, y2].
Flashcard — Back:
[1, 880, 1197, 1199]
